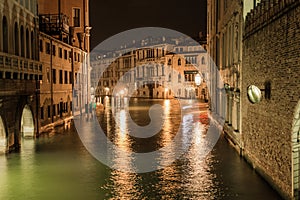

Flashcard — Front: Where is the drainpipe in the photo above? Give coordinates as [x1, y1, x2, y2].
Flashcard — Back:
[58, 0, 62, 41]
[50, 39, 54, 123]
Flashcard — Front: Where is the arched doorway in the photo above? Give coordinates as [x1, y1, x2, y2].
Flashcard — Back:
[0, 116, 7, 153]
[292, 101, 300, 199]
[21, 105, 34, 138]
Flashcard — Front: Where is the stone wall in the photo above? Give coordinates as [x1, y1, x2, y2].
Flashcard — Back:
[242, 1, 300, 199]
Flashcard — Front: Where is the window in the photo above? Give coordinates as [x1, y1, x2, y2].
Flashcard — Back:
[39, 40, 43, 52]
[46, 42, 50, 54]
[178, 59, 181, 66]
[21, 26, 25, 57]
[57, 104, 60, 116]
[46, 68, 50, 83]
[53, 105, 56, 116]
[74, 52, 77, 61]
[59, 47, 62, 58]
[40, 107, 44, 120]
[31, 31, 35, 60]
[59, 70, 63, 84]
[64, 49, 68, 59]
[14, 23, 19, 55]
[26, 29, 30, 58]
[64, 71, 68, 84]
[52, 45, 56, 56]
[69, 71, 73, 84]
[52, 69, 56, 84]
[168, 59, 172, 65]
[3, 16, 8, 53]
[65, 103, 68, 112]
[73, 8, 80, 27]
[47, 106, 51, 118]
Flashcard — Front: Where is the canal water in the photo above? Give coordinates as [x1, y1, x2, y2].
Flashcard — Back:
[0, 99, 282, 200]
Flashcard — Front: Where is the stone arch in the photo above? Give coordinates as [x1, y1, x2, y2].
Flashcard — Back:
[21, 105, 35, 138]
[292, 100, 300, 199]
[0, 116, 7, 153]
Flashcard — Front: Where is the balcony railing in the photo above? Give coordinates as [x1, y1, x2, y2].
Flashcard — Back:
[39, 13, 70, 36]
[0, 52, 42, 75]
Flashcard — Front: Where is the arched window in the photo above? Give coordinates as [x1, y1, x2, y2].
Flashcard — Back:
[178, 59, 181, 66]
[2, 16, 8, 53]
[168, 59, 172, 65]
[26, 28, 30, 59]
[31, 31, 35, 60]
[20, 26, 25, 57]
[14, 22, 19, 56]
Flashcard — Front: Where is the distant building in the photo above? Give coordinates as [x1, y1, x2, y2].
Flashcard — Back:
[91, 37, 208, 102]
[38, 0, 91, 132]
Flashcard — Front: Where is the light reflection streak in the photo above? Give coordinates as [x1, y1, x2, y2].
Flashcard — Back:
[109, 108, 141, 199]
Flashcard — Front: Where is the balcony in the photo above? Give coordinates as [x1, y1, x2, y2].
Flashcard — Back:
[39, 14, 70, 39]
[0, 52, 43, 80]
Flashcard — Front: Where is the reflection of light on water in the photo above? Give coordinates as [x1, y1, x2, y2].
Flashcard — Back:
[164, 99, 170, 108]
[161, 99, 171, 146]
[109, 109, 141, 199]
[118, 110, 127, 141]
[0, 139, 6, 153]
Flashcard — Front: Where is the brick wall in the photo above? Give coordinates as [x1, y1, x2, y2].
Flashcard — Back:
[242, 1, 300, 199]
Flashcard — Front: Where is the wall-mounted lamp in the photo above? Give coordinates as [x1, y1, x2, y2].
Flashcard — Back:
[224, 83, 231, 92]
[247, 81, 271, 104]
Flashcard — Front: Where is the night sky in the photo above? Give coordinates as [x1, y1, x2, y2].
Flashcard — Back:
[89, 0, 207, 50]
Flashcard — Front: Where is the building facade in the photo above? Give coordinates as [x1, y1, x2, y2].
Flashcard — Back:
[38, 0, 91, 131]
[243, 1, 300, 199]
[207, 0, 244, 150]
[0, 0, 42, 152]
[209, 0, 300, 199]
[91, 37, 208, 102]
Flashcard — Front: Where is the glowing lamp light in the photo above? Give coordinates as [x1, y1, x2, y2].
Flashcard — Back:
[247, 85, 262, 104]
[195, 73, 202, 86]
